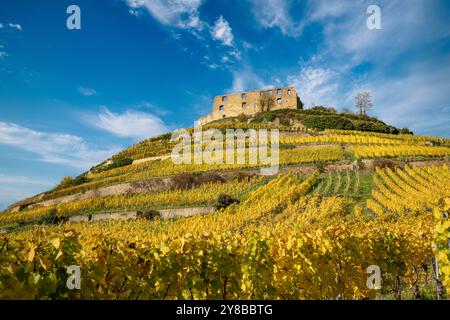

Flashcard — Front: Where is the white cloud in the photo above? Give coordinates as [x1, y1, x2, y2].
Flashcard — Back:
[126, 0, 145, 16]
[0, 121, 119, 169]
[0, 174, 53, 186]
[0, 23, 3, 28]
[365, 56, 450, 137]
[85, 107, 169, 140]
[134, 101, 172, 116]
[248, 0, 303, 36]
[0, 51, 7, 59]
[124, 1, 242, 66]
[266, 0, 450, 137]
[287, 67, 339, 108]
[78, 87, 97, 96]
[8, 23, 22, 31]
[124, 0, 204, 30]
[210, 16, 234, 46]
[306, 0, 450, 64]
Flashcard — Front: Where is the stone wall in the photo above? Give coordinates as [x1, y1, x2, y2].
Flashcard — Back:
[67, 207, 216, 223]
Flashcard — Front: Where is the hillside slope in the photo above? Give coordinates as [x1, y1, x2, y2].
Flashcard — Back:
[2, 109, 449, 220]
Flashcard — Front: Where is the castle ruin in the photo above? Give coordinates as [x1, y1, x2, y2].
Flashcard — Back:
[197, 86, 302, 125]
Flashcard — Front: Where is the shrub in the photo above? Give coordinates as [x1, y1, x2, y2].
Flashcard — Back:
[372, 159, 399, 170]
[170, 174, 196, 190]
[302, 115, 354, 131]
[216, 194, 240, 210]
[137, 210, 160, 220]
[58, 176, 74, 189]
[356, 159, 365, 170]
[236, 113, 249, 123]
[110, 156, 133, 169]
[400, 128, 414, 135]
[314, 160, 326, 173]
[196, 173, 226, 185]
[55, 175, 88, 190]
[228, 171, 256, 182]
[170, 173, 226, 190]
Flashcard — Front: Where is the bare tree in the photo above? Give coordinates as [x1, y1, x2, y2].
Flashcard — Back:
[258, 92, 275, 112]
[355, 91, 373, 115]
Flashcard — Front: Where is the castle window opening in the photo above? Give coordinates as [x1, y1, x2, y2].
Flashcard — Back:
[268, 90, 273, 95]
[219, 105, 224, 111]
[287, 89, 291, 95]
[277, 89, 282, 95]
[242, 93, 247, 99]
[222, 96, 228, 102]
[277, 98, 282, 104]
[242, 102, 247, 108]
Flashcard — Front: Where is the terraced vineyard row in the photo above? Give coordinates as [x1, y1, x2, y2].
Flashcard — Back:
[367, 165, 450, 217]
[281, 134, 426, 145]
[353, 145, 450, 159]
[311, 170, 374, 199]
[326, 129, 450, 145]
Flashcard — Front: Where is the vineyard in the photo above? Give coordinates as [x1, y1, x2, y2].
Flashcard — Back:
[1, 125, 450, 300]
[1, 169, 448, 299]
[0, 177, 264, 226]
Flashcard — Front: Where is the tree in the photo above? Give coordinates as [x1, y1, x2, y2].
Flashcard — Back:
[355, 91, 373, 115]
[258, 92, 275, 112]
[58, 176, 74, 189]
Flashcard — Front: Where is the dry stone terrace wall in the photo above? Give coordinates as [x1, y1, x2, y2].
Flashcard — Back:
[27, 177, 173, 209]
[67, 207, 216, 223]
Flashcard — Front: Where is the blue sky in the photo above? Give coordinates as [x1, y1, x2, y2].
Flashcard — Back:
[0, 0, 449, 209]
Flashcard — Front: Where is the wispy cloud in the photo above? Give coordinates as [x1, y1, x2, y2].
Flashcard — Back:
[0, 174, 53, 186]
[279, 0, 450, 136]
[126, 0, 145, 16]
[211, 16, 234, 46]
[247, 0, 303, 37]
[8, 23, 22, 31]
[0, 121, 119, 169]
[84, 107, 169, 140]
[135, 101, 172, 117]
[365, 56, 450, 137]
[124, 1, 241, 66]
[288, 66, 339, 108]
[124, 0, 204, 30]
[78, 86, 98, 96]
